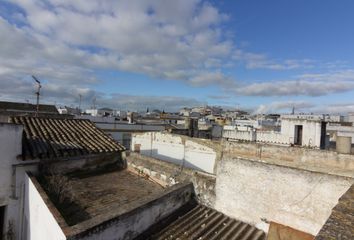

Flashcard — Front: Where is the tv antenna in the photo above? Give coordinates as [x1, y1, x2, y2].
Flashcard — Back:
[32, 75, 41, 117]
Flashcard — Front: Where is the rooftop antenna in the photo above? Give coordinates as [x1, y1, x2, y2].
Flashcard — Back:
[32, 75, 41, 117]
[79, 94, 82, 112]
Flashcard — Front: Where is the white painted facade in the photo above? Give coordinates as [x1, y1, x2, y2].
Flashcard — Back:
[131, 132, 217, 174]
[223, 116, 326, 148]
[215, 157, 353, 235]
[24, 174, 66, 240]
[0, 123, 23, 240]
[0, 123, 40, 240]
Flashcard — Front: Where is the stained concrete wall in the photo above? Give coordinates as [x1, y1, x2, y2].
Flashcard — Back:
[223, 141, 354, 174]
[215, 157, 353, 235]
[70, 183, 194, 240]
[24, 173, 66, 240]
[131, 132, 219, 174]
[0, 123, 25, 240]
[127, 152, 216, 207]
[40, 152, 125, 174]
[0, 123, 22, 206]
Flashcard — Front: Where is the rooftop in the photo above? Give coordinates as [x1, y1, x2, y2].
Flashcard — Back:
[315, 184, 354, 240]
[0, 100, 58, 114]
[140, 204, 266, 240]
[38, 169, 165, 226]
[10, 116, 125, 160]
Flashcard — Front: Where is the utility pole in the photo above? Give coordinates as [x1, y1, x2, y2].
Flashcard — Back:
[93, 97, 96, 110]
[32, 75, 41, 117]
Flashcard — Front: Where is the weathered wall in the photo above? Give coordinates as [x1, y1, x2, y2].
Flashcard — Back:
[223, 129, 255, 141]
[0, 123, 26, 240]
[127, 152, 216, 207]
[0, 123, 22, 206]
[215, 157, 353, 235]
[69, 183, 194, 240]
[131, 132, 220, 174]
[223, 141, 354, 175]
[40, 152, 125, 174]
[24, 173, 66, 240]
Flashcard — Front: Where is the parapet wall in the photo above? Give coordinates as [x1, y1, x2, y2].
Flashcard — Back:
[131, 132, 221, 174]
[70, 183, 194, 240]
[126, 152, 216, 207]
[215, 157, 353, 235]
[223, 140, 354, 175]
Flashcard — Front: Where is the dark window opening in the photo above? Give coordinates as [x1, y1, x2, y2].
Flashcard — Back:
[0, 205, 5, 240]
[294, 125, 303, 145]
[320, 122, 327, 149]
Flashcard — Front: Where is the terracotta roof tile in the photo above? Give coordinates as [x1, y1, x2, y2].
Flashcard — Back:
[315, 184, 354, 240]
[10, 116, 125, 159]
[148, 204, 266, 240]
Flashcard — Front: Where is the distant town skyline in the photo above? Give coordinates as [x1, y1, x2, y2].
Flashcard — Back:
[1, 0, 354, 113]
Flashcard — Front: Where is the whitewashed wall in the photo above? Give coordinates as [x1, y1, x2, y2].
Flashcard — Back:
[215, 157, 353, 235]
[0, 124, 23, 239]
[256, 131, 286, 144]
[131, 132, 217, 174]
[223, 129, 255, 141]
[0, 124, 22, 206]
[281, 119, 322, 147]
[223, 119, 324, 148]
[24, 173, 66, 240]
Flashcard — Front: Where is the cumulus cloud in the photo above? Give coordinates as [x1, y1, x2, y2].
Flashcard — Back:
[0, 78, 204, 111]
[232, 70, 354, 97]
[1, 0, 354, 109]
[1, 0, 234, 87]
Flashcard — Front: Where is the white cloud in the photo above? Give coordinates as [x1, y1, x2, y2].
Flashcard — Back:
[232, 50, 315, 70]
[253, 101, 315, 114]
[232, 70, 354, 97]
[1, 0, 354, 110]
[0, 0, 238, 93]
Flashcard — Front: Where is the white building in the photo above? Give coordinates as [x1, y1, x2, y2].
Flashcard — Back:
[223, 114, 329, 149]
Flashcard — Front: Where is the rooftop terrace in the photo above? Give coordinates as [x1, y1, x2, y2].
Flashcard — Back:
[37, 169, 165, 226]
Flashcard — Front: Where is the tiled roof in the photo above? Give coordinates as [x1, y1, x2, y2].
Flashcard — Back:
[10, 116, 125, 159]
[0, 101, 58, 114]
[147, 204, 266, 240]
[315, 184, 354, 240]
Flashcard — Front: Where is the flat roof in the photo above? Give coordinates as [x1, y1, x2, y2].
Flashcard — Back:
[38, 169, 165, 226]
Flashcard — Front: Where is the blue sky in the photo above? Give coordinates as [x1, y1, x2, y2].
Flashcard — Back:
[0, 0, 354, 113]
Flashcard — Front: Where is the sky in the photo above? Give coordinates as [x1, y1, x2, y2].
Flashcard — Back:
[0, 0, 354, 113]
